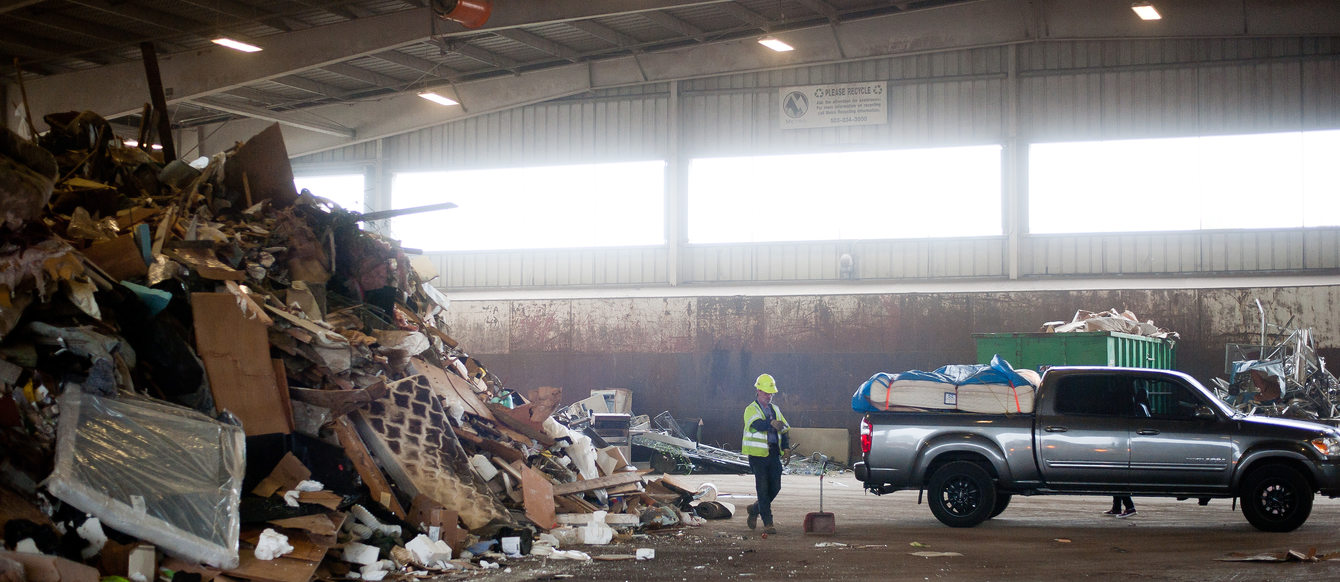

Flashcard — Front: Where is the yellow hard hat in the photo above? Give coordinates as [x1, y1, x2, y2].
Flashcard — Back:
[754, 373, 777, 394]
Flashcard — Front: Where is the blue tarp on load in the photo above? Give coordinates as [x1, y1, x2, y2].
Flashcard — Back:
[851, 355, 1032, 413]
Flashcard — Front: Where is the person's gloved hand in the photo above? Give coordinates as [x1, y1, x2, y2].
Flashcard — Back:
[770, 419, 786, 431]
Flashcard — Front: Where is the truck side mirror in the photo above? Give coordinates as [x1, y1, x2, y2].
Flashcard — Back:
[1194, 406, 1217, 420]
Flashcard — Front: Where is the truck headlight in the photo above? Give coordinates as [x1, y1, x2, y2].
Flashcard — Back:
[1309, 436, 1340, 456]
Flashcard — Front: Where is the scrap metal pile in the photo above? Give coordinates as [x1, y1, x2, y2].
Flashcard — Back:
[1212, 323, 1340, 424]
[0, 115, 723, 582]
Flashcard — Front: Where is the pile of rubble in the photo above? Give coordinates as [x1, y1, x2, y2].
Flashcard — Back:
[0, 114, 727, 582]
[1040, 308, 1180, 339]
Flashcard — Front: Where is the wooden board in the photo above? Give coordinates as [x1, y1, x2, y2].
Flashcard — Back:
[333, 416, 406, 519]
[81, 234, 147, 280]
[552, 472, 644, 496]
[520, 467, 556, 530]
[191, 292, 291, 436]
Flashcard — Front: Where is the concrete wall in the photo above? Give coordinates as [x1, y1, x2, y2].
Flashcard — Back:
[442, 284, 1340, 452]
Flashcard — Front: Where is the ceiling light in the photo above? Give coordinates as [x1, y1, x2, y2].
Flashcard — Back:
[122, 139, 139, 147]
[150, 144, 163, 151]
[212, 38, 263, 52]
[1131, 2, 1161, 20]
[418, 91, 459, 106]
[758, 36, 794, 52]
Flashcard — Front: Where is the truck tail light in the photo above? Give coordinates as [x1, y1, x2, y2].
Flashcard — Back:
[860, 416, 872, 454]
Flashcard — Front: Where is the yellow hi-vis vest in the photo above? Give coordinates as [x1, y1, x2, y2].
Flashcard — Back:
[742, 401, 789, 457]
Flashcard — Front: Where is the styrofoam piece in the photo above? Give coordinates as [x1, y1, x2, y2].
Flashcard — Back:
[254, 529, 293, 561]
[470, 455, 498, 481]
[343, 542, 381, 565]
[579, 511, 613, 545]
[75, 517, 107, 559]
[405, 535, 451, 567]
[636, 548, 655, 560]
[128, 545, 157, 582]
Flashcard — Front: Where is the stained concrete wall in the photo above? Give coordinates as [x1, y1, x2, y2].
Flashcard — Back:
[441, 285, 1340, 453]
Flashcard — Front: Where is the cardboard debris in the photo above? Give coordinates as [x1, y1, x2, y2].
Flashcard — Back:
[2, 114, 728, 582]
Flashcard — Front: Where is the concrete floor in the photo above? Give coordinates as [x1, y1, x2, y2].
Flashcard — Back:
[466, 472, 1340, 581]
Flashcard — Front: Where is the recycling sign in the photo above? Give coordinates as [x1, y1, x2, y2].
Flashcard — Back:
[778, 82, 887, 129]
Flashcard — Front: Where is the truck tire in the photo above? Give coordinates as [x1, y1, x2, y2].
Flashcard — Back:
[1240, 464, 1313, 532]
[927, 461, 996, 528]
[989, 493, 1012, 518]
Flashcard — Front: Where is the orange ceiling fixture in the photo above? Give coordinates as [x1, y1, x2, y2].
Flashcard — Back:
[435, 0, 492, 29]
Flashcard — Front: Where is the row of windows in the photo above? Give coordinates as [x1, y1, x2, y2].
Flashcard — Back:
[295, 129, 1340, 252]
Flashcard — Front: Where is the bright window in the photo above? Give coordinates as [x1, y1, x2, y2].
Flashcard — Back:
[391, 161, 665, 251]
[686, 146, 1002, 244]
[1029, 130, 1340, 233]
[293, 173, 366, 212]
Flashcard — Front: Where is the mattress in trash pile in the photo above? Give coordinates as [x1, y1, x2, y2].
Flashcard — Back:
[852, 355, 1040, 414]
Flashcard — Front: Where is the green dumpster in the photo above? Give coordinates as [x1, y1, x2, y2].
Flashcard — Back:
[974, 331, 1176, 372]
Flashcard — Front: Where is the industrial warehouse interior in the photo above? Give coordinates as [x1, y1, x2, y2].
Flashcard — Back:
[2, 0, 1340, 580]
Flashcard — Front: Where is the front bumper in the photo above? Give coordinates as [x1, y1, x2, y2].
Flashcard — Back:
[1315, 459, 1340, 497]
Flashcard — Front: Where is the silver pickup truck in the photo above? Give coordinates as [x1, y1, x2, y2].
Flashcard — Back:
[854, 366, 1340, 531]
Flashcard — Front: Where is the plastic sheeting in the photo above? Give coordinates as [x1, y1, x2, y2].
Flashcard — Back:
[43, 390, 245, 568]
[852, 355, 1037, 414]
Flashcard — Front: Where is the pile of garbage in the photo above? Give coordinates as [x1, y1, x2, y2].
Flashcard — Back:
[1212, 325, 1340, 423]
[1040, 308, 1180, 339]
[0, 114, 725, 582]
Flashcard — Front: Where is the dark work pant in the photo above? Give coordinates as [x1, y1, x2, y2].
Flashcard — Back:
[749, 453, 783, 526]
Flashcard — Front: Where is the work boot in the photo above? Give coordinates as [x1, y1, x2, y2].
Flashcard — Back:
[764, 524, 777, 535]
[746, 503, 758, 530]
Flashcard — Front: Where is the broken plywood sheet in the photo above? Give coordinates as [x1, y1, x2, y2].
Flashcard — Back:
[222, 123, 297, 208]
[333, 416, 406, 519]
[521, 466, 556, 530]
[353, 374, 508, 530]
[191, 292, 291, 436]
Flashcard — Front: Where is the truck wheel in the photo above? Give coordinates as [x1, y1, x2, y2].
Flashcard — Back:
[989, 493, 1012, 518]
[927, 461, 996, 528]
[1240, 464, 1313, 532]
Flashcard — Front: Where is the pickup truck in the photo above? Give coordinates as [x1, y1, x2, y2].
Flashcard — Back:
[854, 366, 1340, 531]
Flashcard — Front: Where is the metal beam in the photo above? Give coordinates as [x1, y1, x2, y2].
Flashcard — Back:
[717, 2, 769, 28]
[494, 29, 582, 62]
[568, 19, 640, 48]
[371, 49, 457, 80]
[272, 75, 350, 98]
[190, 96, 356, 138]
[641, 10, 703, 37]
[323, 62, 409, 89]
[17, 1, 733, 122]
[443, 40, 522, 70]
[793, 0, 839, 23]
[0, 0, 45, 15]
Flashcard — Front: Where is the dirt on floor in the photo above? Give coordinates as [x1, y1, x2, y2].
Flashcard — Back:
[458, 472, 1340, 582]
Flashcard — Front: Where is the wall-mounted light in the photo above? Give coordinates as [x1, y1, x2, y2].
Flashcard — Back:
[122, 139, 139, 147]
[418, 91, 459, 106]
[1131, 2, 1162, 20]
[758, 36, 794, 52]
[212, 37, 263, 52]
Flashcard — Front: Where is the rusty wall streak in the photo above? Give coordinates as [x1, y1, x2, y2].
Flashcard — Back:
[441, 301, 509, 354]
[443, 285, 1340, 450]
[570, 297, 695, 353]
[508, 300, 572, 352]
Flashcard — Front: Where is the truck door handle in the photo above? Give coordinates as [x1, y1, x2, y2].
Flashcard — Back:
[1043, 426, 1068, 433]
[1137, 429, 1160, 435]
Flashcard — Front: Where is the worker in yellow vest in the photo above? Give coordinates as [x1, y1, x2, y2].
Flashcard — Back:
[742, 373, 791, 535]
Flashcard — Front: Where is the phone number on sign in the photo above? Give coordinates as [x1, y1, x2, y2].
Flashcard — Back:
[830, 116, 867, 123]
